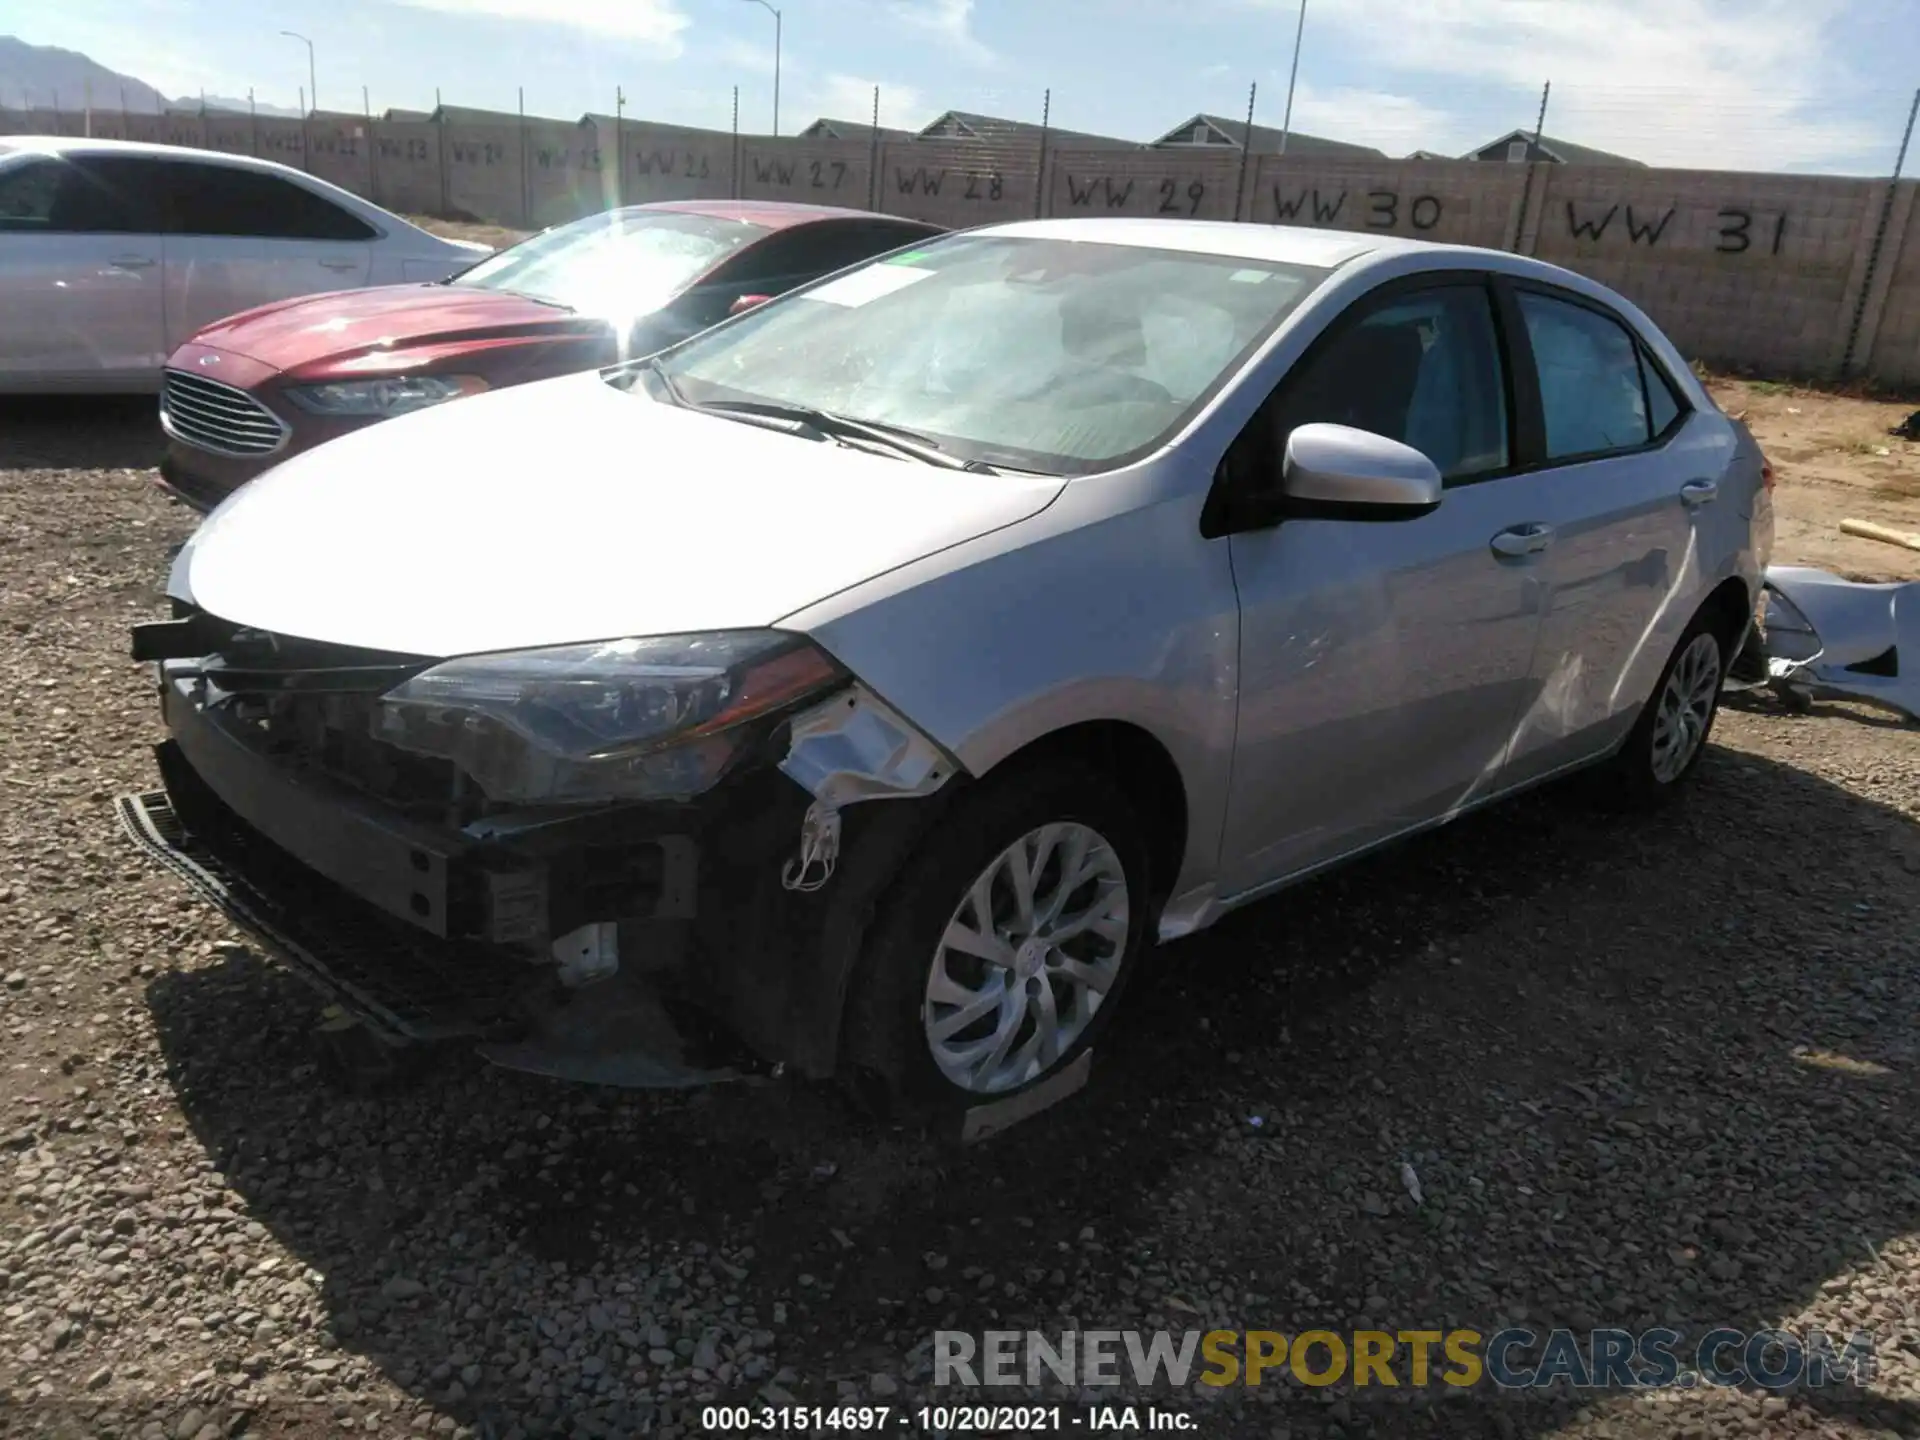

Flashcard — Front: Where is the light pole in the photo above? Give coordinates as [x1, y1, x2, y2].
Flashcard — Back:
[1278, 0, 1306, 154]
[739, 0, 781, 136]
[280, 30, 316, 115]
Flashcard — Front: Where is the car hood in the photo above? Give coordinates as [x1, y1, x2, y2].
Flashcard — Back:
[186, 283, 612, 372]
[169, 371, 1067, 658]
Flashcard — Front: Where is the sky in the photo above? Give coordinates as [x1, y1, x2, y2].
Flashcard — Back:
[1, 0, 1916, 174]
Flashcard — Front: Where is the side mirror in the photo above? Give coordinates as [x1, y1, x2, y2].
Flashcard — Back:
[728, 293, 774, 316]
[1281, 423, 1442, 519]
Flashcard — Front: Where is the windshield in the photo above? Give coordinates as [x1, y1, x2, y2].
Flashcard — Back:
[453, 208, 766, 315]
[642, 234, 1328, 474]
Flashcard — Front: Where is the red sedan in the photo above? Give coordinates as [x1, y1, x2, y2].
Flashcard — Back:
[157, 199, 947, 511]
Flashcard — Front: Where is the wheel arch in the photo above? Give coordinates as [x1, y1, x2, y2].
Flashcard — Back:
[1700, 572, 1756, 655]
[971, 718, 1192, 909]
[828, 717, 1187, 1107]
[811, 702, 1207, 1088]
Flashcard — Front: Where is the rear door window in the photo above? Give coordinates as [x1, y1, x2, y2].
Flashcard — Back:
[161, 163, 377, 240]
[1517, 291, 1656, 461]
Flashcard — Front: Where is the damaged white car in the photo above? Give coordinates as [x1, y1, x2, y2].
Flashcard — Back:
[121, 218, 1771, 1119]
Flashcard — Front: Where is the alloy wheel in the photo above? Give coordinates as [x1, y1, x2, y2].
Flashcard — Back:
[922, 821, 1131, 1095]
[1650, 632, 1723, 783]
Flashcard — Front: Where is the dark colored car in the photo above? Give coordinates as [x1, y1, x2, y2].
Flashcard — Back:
[157, 199, 947, 511]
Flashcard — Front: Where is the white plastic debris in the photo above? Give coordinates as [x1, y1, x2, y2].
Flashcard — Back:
[1400, 1161, 1424, 1207]
[1757, 565, 1919, 722]
[781, 801, 842, 893]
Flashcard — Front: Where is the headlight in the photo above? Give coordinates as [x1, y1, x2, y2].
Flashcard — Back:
[283, 374, 489, 417]
[1760, 586, 1822, 665]
[373, 630, 845, 804]
[1761, 586, 1814, 635]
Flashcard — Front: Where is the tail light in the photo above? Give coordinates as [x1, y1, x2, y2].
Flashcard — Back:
[1760, 453, 1776, 493]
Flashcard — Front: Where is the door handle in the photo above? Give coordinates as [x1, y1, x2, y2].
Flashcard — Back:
[1680, 479, 1719, 508]
[1490, 523, 1555, 558]
[110, 255, 156, 269]
[317, 259, 361, 271]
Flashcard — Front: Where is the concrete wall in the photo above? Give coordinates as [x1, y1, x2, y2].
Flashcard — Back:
[738, 136, 871, 209]
[1526, 167, 1885, 380]
[1859, 182, 1920, 384]
[4, 107, 1917, 385]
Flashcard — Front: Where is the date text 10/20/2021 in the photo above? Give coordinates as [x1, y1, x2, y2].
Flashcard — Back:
[699, 1406, 1194, 1432]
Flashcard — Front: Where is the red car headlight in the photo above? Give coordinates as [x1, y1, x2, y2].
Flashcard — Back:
[283, 374, 489, 417]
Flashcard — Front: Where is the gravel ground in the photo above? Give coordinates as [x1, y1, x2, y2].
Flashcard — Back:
[1, 396, 1918, 1440]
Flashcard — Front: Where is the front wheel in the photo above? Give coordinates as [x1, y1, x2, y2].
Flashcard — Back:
[844, 765, 1152, 1115]
[1600, 614, 1728, 807]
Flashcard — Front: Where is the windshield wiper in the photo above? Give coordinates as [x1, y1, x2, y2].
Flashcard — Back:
[643, 356, 688, 408]
[687, 399, 995, 471]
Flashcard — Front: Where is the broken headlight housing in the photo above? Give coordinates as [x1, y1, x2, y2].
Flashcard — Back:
[1760, 586, 1823, 665]
[372, 631, 845, 804]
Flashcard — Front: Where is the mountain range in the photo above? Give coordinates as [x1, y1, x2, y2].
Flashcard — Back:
[0, 36, 302, 117]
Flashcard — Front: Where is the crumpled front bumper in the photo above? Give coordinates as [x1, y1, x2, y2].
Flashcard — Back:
[116, 745, 749, 1087]
[116, 766, 528, 1045]
[116, 652, 967, 1089]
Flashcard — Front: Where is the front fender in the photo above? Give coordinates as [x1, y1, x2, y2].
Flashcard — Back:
[784, 477, 1240, 910]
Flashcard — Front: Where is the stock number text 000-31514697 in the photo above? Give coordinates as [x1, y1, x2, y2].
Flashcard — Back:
[700, 1405, 1072, 1432]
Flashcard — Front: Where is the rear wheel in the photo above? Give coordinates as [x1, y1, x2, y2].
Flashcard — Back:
[1600, 612, 1728, 807]
[845, 765, 1151, 1115]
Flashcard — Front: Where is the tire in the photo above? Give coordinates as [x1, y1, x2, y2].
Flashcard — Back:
[843, 763, 1153, 1116]
[1598, 607, 1730, 808]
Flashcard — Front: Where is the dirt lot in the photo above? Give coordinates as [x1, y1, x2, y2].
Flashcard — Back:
[0, 385, 1916, 1440]
[1715, 378, 1920, 584]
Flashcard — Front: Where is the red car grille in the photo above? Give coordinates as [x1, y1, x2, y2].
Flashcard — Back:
[162, 369, 289, 458]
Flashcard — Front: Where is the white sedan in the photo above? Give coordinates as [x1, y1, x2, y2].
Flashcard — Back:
[0, 136, 490, 393]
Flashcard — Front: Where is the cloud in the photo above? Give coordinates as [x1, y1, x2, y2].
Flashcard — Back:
[803, 73, 931, 130]
[886, 0, 996, 66]
[1285, 83, 1472, 156]
[711, 35, 778, 76]
[388, 0, 689, 51]
[1237, 0, 1887, 170]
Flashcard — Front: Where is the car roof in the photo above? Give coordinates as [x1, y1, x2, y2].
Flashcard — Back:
[0, 134, 324, 178]
[975, 216, 1431, 268]
[627, 198, 947, 232]
[971, 216, 1645, 296]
